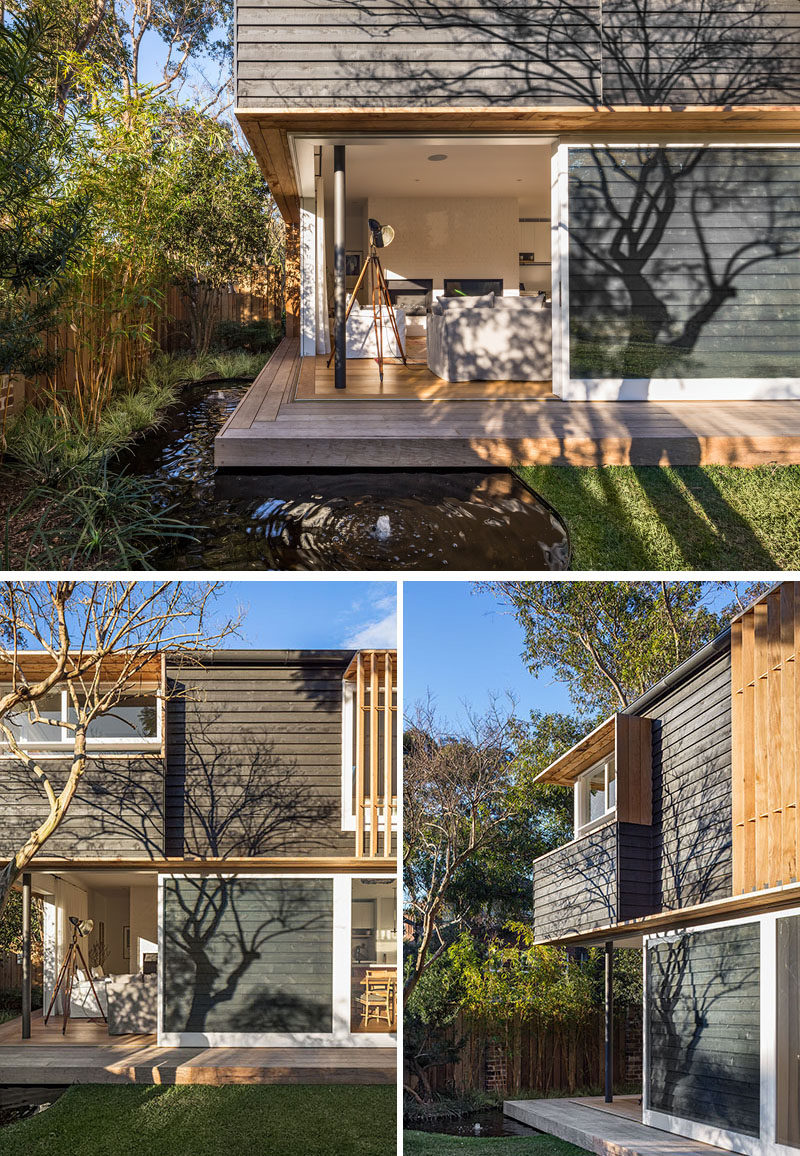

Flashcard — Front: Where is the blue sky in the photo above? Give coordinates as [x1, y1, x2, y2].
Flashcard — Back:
[215, 581, 397, 649]
[402, 581, 745, 726]
[403, 582, 570, 725]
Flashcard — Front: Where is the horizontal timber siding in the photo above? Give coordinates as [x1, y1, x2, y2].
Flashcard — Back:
[637, 647, 733, 911]
[647, 922, 760, 1137]
[162, 876, 334, 1034]
[567, 147, 800, 381]
[0, 756, 165, 859]
[533, 822, 617, 941]
[165, 653, 354, 858]
[236, 0, 800, 109]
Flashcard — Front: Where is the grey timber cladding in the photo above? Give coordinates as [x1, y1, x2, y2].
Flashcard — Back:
[567, 147, 800, 380]
[647, 923, 760, 1137]
[640, 647, 733, 910]
[162, 877, 333, 1033]
[533, 822, 617, 941]
[235, 0, 800, 109]
[0, 756, 165, 859]
[165, 652, 354, 857]
[533, 821, 655, 940]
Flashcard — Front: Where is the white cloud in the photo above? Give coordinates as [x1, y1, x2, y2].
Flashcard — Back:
[344, 591, 397, 648]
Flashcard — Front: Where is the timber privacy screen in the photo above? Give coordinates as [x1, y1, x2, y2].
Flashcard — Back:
[162, 877, 334, 1034]
[567, 147, 800, 381]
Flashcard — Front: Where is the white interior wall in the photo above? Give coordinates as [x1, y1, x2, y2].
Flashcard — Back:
[366, 196, 521, 296]
[130, 886, 158, 972]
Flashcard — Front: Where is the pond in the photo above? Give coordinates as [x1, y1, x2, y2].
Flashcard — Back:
[409, 1109, 543, 1137]
[122, 381, 570, 571]
[0, 1085, 67, 1128]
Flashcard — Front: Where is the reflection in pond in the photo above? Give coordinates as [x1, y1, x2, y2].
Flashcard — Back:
[122, 382, 569, 570]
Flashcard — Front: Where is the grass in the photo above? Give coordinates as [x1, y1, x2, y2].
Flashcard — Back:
[404, 1131, 588, 1155]
[0, 1084, 396, 1156]
[518, 464, 800, 570]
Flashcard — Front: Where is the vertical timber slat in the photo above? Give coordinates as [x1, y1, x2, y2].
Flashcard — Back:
[369, 652, 379, 858]
[383, 652, 392, 858]
[355, 652, 365, 857]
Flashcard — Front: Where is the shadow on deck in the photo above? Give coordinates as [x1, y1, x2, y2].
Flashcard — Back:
[214, 339, 800, 469]
[0, 1013, 396, 1087]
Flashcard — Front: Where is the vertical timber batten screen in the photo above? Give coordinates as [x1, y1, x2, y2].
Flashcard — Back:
[565, 146, 800, 393]
[731, 583, 800, 894]
[344, 651, 397, 859]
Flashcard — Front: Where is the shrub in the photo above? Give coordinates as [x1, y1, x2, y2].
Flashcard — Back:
[212, 318, 281, 354]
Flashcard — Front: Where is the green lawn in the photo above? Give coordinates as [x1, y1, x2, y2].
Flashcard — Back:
[0, 1084, 396, 1156]
[405, 1130, 588, 1155]
[518, 465, 800, 570]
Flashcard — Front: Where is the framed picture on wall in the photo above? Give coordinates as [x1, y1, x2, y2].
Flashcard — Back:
[345, 252, 362, 279]
[122, 925, 130, 959]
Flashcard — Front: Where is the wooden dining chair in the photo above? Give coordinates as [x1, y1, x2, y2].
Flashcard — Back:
[359, 968, 396, 1028]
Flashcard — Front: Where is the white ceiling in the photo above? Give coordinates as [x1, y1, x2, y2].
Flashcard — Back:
[318, 139, 553, 203]
[31, 868, 155, 897]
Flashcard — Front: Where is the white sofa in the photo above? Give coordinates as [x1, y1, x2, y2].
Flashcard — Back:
[426, 293, 552, 382]
[345, 303, 407, 359]
[68, 970, 108, 1017]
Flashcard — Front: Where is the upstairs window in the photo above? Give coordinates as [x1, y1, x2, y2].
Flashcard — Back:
[1, 688, 160, 752]
[574, 756, 616, 836]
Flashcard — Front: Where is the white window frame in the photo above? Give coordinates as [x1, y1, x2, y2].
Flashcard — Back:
[573, 755, 616, 837]
[552, 138, 800, 402]
[158, 872, 397, 1049]
[0, 687, 162, 754]
[644, 902, 800, 1156]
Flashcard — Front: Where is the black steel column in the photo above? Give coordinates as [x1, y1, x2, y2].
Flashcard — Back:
[604, 939, 613, 1102]
[21, 873, 31, 1039]
[333, 145, 346, 389]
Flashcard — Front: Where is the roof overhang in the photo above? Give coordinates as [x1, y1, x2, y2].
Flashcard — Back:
[27, 856, 397, 876]
[535, 715, 616, 786]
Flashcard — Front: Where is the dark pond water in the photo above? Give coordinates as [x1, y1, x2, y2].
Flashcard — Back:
[409, 1109, 543, 1137]
[122, 381, 570, 571]
[0, 1085, 67, 1128]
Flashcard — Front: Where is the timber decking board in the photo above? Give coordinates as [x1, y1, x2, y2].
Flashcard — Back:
[216, 337, 800, 467]
[0, 1013, 395, 1086]
[295, 341, 555, 400]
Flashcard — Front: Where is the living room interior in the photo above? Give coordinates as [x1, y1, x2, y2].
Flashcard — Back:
[33, 868, 158, 1040]
[295, 136, 557, 400]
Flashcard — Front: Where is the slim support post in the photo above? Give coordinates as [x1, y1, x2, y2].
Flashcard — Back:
[604, 939, 614, 1103]
[21, 873, 31, 1039]
[333, 145, 346, 390]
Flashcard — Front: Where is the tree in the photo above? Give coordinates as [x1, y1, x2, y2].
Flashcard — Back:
[0, 580, 241, 916]
[404, 696, 525, 1003]
[0, 13, 88, 380]
[483, 581, 727, 720]
[157, 111, 284, 353]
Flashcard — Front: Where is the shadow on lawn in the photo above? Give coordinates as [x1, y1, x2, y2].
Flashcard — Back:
[628, 466, 778, 568]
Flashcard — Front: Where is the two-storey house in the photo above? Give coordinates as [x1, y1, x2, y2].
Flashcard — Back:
[2, 649, 397, 1061]
[216, 1, 800, 467]
[527, 582, 800, 1155]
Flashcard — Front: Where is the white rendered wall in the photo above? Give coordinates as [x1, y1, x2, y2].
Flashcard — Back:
[366, 196, 522, 296]
[129, 886, 157, 972]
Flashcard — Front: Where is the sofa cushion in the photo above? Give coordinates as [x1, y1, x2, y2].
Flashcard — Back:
[493, 294, 546, 313]
[438, 292, 494, 311]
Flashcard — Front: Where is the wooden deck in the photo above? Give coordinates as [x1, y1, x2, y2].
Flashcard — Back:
[295, 338, 554, 401]
[0, 1013, 395, 1086]
[505, 1096, 729, 1154]
[215, 338, 800, 468]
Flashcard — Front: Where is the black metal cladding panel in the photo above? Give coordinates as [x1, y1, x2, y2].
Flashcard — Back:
[164, 658, 354, 857]
[533, 821, 618, 941]
[162, 876, 334, 1034]
[0, 756, 165, 859]
[637, 648, 733, 910]
[235, 0, 800, 109]
[567, 148, 800, 380]
[647, 923, 760, 1137]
